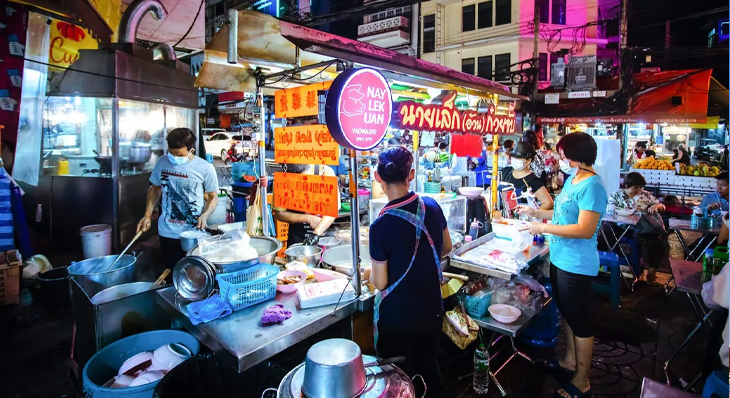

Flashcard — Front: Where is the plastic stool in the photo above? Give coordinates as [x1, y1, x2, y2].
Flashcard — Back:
[620, 237, 642, 276]
[702, 370, 729, 398]
[594, 251, 621, 308]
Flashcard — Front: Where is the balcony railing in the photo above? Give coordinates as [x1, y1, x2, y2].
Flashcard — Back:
[357, 16, 409, 38]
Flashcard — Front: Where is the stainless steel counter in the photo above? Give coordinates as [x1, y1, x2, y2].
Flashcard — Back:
[471, 296, 553, 338]
[449, 233, 550, 280]
[157, 286, 362, 373]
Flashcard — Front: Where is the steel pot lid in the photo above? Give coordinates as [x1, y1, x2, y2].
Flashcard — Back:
[173, 256, 215, 301]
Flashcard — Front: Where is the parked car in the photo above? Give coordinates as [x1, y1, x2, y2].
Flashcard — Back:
[204, 132, 238, 159]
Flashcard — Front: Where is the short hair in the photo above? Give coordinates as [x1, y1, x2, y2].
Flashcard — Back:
[645, 150, 656, 158]
[555, 132, 598, 166]
[503, 139, 515, 149]
[377, 146, 413, 184]
[522, 129, 540, 150]
[623, 172, 646, 188]
[167, 128, 196, 150]
[717, 171, 729, 182]
[635, 141, 647, 149]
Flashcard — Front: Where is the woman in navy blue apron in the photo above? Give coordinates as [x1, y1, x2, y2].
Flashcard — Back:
[364, 146, 452, 398]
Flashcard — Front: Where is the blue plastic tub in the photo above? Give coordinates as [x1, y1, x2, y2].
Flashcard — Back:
[82, 330, 200, 398]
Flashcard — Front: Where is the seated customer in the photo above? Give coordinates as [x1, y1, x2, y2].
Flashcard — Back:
[700, 172, 729, 215]
[609, 172, 668, 283]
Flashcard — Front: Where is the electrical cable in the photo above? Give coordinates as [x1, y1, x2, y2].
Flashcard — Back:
[170, 0, 205, 49]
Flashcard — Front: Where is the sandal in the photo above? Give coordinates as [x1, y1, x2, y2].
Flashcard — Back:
[540, 359, 575, 375]
[554, 381, 592, 398]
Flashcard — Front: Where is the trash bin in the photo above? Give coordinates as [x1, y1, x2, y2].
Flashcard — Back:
[153, 353, 250, 398]
[36, 266, 70, 310]
[83, 330, 200, 398]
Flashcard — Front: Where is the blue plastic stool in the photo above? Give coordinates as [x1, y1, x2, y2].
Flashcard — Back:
[520, 277, 561, 348]
[594, 251, 621, 308]
[702, 370, 729, 398]
[620, 237, 642, 276]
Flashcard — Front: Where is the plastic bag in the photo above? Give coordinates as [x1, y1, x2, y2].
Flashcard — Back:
[513, 274, 549, 298]
[246, 193, 263, 236]
[198, 229, 257, 263]
[491, 280, 543, 317]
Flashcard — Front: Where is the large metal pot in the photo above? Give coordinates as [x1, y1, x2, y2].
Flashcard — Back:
[68, 254, 137, 296]
[90, 281, 156, 305]
[321, 245, 371, 276]
[129, 143, 152, 164]
[302, 339, 367, 398]
[186, 236, 282, 273]
[285, 244, 322, 268]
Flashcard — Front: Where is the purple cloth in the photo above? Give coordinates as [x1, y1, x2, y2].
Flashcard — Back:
[261, 304, 292, 325]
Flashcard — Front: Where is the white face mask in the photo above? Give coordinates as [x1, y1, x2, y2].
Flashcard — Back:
[510, 158, 526, 170]
[559, 159, 576, 175]
[724, 216, 729, 229]
[168, 152, 192, 165]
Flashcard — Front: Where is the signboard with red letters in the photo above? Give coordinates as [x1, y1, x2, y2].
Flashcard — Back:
[325, 68, 392, 150]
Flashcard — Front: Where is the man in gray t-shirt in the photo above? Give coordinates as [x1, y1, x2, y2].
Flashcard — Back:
[137, 128, 219, 268]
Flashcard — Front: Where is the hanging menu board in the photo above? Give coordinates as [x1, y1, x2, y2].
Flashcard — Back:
[274, 80, 332, 118]
[273, 172, 340, 217]
[274, 125, 340, 165]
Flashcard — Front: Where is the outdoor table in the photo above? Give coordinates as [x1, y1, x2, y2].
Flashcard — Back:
[157, 286, 366, 373]
[668, 218, 721, 262]
[464, 295, 553, 396]
[600, 213, 640, 289]
[663, 259, 714, 390]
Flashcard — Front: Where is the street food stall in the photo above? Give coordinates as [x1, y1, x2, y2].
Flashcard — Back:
[146, 9, 561, 397]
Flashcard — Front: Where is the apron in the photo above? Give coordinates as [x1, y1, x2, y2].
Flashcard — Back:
[373, 195, 443, 347]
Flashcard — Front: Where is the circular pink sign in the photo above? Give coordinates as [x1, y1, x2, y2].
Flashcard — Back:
[327, 68, 392, 151]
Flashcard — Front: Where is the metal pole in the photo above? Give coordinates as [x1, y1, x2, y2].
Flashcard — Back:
[227, 9, 238, 64]
[348, 149, 362, 295]
[258, 88, 269, 236]
[413, 131, 419, 191]
[532, 3, 540, 98]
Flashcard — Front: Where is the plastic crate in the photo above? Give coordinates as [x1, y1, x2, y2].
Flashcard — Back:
[0, 263, 21, 306]
[459, 290, 493, 318]
[216, 263, 278, 311]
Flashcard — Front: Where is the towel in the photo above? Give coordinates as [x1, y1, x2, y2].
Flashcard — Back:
[186, 294, 233, 325]
[261, 304, 292, 325]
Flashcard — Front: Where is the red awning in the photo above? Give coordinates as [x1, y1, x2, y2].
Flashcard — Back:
[538, 69, 712, 124]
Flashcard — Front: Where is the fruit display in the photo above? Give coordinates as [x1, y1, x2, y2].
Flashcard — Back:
[678, 163, 721, 177]
[633, 156, 673, 170]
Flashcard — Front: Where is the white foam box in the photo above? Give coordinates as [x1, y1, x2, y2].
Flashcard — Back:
[676, 176, 691, 187]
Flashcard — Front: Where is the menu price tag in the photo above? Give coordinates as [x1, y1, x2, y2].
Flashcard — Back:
[273, 172, 339, 218]
[274, 125, 340, 166]
[274, 81, 332, 119]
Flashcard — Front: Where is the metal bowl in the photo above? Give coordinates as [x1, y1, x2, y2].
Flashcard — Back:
[68, 254, 137, 296]
[187, 236, 282, 273]
[302, 339, 367, 398]
[179, 230, 210, 252]
[321, 245, 371, 276]
[317, 237, 342, 250]
[285, 244, 322, 268]
[172, 256, 216, 301]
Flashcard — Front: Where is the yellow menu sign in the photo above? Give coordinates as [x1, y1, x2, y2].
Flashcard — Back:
[274, 81, 332, 118]
[274, 125, 340, 166]
[48, 19, 100, 70]
[273, 172, 339, 218]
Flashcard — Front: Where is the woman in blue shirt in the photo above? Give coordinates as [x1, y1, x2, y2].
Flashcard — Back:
[518, 132, 608, 398]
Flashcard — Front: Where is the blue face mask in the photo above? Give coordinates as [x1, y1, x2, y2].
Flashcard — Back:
[168, 152, 191, 165]
[559, 159, 577, 175]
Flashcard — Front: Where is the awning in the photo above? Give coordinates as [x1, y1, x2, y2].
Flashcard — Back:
[195, 11, 526, 100]
[538, 69, 713, 125]
[19, 0, 113, 47]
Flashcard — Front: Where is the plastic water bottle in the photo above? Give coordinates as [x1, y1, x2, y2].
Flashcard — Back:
[469, 218, 480, 241]
[473, 343, 490, 394]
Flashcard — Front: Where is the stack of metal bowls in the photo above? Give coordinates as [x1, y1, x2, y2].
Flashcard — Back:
[172, 256, 217, 301]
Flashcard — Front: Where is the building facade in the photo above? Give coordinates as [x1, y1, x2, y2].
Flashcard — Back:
[357, 1, 420, 56]
[419, 0, 608, 88]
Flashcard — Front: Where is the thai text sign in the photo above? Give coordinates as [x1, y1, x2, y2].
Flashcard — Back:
[273, 172, 339, 217]
[325, 68, 392, 150]
[274, 125, 340, 165]
[395, 92, 516, 135]
[275, 80, 332, 118]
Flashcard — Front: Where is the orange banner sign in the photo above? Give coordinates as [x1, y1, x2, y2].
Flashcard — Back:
[274, 81, 332, 118]
[273, 172, 339, 217]
[274, 125, 340, 165]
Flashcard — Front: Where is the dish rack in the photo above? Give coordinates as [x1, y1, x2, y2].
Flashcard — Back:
[216, 263, 278, 311]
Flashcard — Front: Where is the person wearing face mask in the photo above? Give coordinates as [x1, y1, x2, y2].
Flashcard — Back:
[136, 128, 219, 269]
[517, 132, 608, 398]
[501, 141, 554, 210]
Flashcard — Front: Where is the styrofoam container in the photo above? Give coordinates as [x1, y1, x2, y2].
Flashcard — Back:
[489, 304, 521, 324]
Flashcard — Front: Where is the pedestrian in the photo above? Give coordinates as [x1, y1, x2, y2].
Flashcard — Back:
[136, 128, 219, 269]
[518, 132, 608, 398]
[364, 146, 452, 398]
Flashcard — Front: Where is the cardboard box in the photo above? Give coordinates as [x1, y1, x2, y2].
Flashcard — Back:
[0, 263, 21, 306]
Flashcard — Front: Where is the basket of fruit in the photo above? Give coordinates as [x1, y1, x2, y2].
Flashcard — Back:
[633, 156, 673, 171]
[678, 163, 721, 177]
